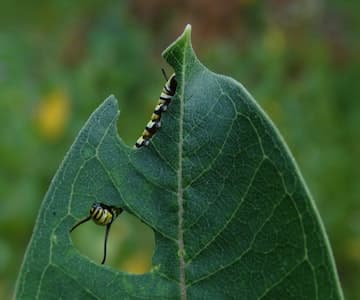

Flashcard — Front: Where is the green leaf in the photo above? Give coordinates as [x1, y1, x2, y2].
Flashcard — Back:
[15, 24, 343, 300]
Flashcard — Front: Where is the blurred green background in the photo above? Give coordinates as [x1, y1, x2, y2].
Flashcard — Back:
[0, 0, 359, 299]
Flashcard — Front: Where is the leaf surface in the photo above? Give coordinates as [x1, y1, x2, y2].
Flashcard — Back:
[15, 25, 343, 300]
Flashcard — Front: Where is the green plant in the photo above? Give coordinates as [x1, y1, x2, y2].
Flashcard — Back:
[15, 25, 343, 300]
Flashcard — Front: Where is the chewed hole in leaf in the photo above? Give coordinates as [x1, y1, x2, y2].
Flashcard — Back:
[70, 211, 154, 273]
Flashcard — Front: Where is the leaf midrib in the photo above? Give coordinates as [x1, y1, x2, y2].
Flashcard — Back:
[177, 42, 188, 300]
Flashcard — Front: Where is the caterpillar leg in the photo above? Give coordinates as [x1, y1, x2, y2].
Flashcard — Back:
[101, 223, 112, 264]
[70, 215, 92, 232]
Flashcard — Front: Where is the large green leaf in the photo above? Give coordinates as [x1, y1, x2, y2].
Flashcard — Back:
[15, 25, 343, 300]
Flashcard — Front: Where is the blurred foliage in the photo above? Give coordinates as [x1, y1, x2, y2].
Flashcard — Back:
[0, 0, 358, 299]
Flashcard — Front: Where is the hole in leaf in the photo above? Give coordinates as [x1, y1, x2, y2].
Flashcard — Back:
[70, 212, 155, 273]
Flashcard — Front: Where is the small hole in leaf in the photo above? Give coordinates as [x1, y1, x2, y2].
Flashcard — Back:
[70, 212, 155, 273]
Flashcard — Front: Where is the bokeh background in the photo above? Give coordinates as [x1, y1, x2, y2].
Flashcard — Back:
[0, 0, 359, 299]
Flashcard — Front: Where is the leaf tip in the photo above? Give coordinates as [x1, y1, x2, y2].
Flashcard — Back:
[105, 94, 118, 106]
[184, 23, 192, 37]
[162, 24, 193, 71]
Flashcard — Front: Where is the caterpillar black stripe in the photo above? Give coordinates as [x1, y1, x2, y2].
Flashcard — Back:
[135, 72, 177, 148]
[70, 202, 123, 264]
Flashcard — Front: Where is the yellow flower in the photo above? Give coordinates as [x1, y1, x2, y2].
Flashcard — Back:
[36, 89, 70, 141]
[346, 238, 360, 262]
[121, 251, 152, 274]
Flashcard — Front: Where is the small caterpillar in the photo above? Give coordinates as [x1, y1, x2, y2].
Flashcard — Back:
[134, 71, 177, 148]
[70, 202, 123, 264]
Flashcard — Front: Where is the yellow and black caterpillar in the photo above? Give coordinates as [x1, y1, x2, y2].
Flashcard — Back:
[135, 71, 177, 148]
[70, 202, 123, 264]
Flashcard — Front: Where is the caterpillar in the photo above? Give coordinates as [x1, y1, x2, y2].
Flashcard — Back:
[134, 70, 177, 148]
[70, 202, 123, 264]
